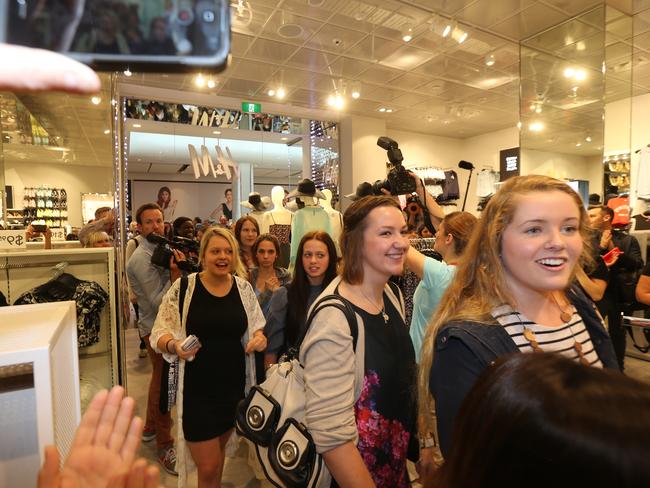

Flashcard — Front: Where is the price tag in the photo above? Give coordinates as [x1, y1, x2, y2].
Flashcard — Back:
[50, 227, 66, 241]
[0, 230, 27, 249]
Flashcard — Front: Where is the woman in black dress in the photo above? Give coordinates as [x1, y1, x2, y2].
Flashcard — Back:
[151, 226, 267, 486]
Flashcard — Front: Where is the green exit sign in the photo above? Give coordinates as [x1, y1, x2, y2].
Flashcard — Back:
[242, 102, 262, 113]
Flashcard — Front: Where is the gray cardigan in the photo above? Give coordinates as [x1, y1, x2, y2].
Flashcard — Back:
[299, 276, 404, 453]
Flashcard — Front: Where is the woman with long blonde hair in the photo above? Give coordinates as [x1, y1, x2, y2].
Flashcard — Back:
[418, 175, 618, 457]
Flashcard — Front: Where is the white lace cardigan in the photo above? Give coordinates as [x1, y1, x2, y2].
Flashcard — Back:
[150, 272, 265, 486]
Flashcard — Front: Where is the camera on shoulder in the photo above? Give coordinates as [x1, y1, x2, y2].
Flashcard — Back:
[375, 137, 417, 196]
[147, 234, 200, 273]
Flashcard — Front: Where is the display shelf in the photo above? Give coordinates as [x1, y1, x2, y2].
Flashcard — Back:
[0, 248, 118, 392]
[0, 301, 80, 486]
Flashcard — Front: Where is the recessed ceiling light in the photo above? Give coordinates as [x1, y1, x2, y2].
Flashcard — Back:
[123, 69, 132, 77]
[585, 135, 592, 142]
[378, 107, 386, 112]
[528, 121, 544, 132]
[442, 24, 452, 37]
[576, 142, 582, 147]
[195, 74, 205, 87]
[402, 24, 414, 42]
[485, 53, 496, 67]
[281, 137, 288, 141]
[385, 108, 393, 113]
[207, 79, 216, 89]
[268, 89, 276, 97]
[133, 123, 141, 128]
[564, 67, 575, 78]
[212, 130, 221, 135]
[91, 96, 101, 105]
[103, 129, 110, 135]
[276, 87, 286, 99]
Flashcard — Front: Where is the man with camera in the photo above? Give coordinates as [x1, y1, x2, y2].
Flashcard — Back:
[126, 202, 184, 476]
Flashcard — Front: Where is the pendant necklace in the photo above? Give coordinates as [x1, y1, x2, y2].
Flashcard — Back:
[520, 294, 590, 366]
[358, 287, 388, 324]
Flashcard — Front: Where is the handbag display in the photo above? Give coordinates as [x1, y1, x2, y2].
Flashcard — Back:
[236, 294, 358, 488]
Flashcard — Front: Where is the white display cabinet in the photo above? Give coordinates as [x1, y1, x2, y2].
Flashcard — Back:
[0, 248, 118, 404]
[0, 301, 80, 487]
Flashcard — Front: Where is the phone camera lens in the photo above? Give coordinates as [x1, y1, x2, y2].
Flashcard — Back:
[203, 10, 215, 22]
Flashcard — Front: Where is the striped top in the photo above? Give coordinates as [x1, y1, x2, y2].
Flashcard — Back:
[492, 304, 603, 368]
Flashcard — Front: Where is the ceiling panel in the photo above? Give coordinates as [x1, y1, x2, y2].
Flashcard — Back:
[492, 3, 569, 40]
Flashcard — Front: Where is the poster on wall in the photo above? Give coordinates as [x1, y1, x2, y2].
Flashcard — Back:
[131, 181, 232, 223]
[499, 147, 520, 181]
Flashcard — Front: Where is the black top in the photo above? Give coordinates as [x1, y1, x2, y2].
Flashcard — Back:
[350, 295, 417, 488]
[184, 276, 246, 400]
[221, 202, 233, 220]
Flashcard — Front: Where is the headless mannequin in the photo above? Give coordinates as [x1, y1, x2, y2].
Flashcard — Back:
[290, 194, 332, 267]
[321, 189, 342, 249]
[264, 186, 293, 268]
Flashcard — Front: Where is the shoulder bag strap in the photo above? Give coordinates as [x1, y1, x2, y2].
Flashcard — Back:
[295, 294, 358, 353]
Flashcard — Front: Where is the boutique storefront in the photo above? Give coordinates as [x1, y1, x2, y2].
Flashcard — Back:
[1, 0, 650, 485]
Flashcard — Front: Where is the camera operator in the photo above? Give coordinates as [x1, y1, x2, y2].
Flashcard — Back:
[126, 202, 185, 476]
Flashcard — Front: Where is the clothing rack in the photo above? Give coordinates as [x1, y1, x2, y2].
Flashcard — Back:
[0, 259, 100, 271]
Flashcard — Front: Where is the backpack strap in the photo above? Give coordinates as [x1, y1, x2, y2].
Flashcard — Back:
[295, 294, 358, 353]
[386, 280, 405, 321]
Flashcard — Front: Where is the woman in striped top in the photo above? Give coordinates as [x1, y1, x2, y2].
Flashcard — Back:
[418, 175, 618, 457]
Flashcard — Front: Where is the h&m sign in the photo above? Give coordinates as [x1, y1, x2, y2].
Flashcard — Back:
[188, 145, 239, 180]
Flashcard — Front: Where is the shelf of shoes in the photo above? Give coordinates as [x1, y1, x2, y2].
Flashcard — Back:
[22, 187, 68, 228]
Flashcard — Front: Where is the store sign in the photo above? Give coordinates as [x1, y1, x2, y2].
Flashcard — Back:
[242, 102, 261, 114]
[499, 147, 520, 181]
[0, 230, 26, 249]
[50, 228, 66, 241]
[188, 144, 239, 180]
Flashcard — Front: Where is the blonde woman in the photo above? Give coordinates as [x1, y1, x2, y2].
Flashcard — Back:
[151, 226, 266, 487]
[419, 175, 618, 457]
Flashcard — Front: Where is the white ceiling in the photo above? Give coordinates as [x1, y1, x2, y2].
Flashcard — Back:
[4, 0, 650, 167]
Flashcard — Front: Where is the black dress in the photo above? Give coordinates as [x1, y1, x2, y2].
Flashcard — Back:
[183, 276, 247, 442]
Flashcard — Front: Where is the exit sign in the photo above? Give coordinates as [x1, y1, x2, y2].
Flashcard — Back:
[242, 102, 261, 113]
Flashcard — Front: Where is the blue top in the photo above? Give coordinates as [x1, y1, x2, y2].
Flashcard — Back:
[249, 266, 291, 317]
[289, 207, 332, 267]
[126, 237, 171, 336]
[410, 257, 456, 363]
[428, 285, 619, 456]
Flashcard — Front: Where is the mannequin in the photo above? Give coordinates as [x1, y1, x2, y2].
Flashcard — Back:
[287, 179, 332, 268]
[321, 189, 342, 249]
[263, 186, 293, 268]
[241, 192, 271, 233]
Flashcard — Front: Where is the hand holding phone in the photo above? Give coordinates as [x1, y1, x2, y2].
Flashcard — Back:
[179, 334, 201, 361]
[602, 247, 623, 266]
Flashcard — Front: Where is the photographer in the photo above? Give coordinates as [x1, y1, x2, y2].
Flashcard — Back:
[126, 202, 184, 476]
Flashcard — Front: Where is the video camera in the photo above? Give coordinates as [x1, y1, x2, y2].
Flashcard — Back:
[375, 137, 417, 196]
[147, 234, 200, 273]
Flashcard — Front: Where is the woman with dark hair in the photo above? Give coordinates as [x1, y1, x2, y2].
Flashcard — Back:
[249, 234, 290, 317]
[299, 196, 417, 487]
[419, 175, 618, 458]
[426, 353, 650, 488]
[157, 186, 177, 221]
[234, 216, 259, 270]
[172, 216, 194, 240]
[407, 211, 477, 362]
[264, 231, 338, 367]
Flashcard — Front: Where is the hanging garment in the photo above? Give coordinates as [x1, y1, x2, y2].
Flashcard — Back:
[14, 272, 108, 348]
[607, 196, 631, 227]
[267, 213, 292, 269]
[289, 206, 332, 267]
[437, 170, 460, 202]
[638, 147, 650, 199]
[476, 169, 499, 197]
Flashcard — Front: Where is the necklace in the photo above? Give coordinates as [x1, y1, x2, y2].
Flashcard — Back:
[357, 286, 388, 324]
[550, 292, 573, 323]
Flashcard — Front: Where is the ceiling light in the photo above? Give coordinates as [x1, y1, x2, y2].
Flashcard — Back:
[563, 67, 575, 78]
[576, 142, 582, 147]
[133, 123, 141, 128]
[517, 121, 522, 129]
[276, 87, 286, 99]
[458, 31, 468, 43]
[123, 68, 132, 77]
[585, 135, 592, 142]
[442, 23, 452, 37]
[402, 24, 414, 42]
[485, 53, 496, 67]
[91, 96, 101, 105]
[103, 129, 110, 135]
[574, 69, 587, 81]
[328, 94, 345, 109]
[268, 89, 276, 97]
[281, 137, 288, 141]
[529, 121, 544, 132]
[576, 41, 586, 51]
[378, 107, 387, 112]
[385, 108, 393, 113]
[207, 79, 216, 89]
[194, 74, 205, 87]
[351, 81, 361, 99]
[212, 130, 221, 135]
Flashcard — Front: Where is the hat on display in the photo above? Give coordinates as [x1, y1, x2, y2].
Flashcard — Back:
[345, 182, 373, 201]
[286, 178, 326, 201]
[241, 192, 271, 211]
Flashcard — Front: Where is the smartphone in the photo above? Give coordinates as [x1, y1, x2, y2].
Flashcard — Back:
[180, 334, 200, 351]
[0, 0, 231, 72]
[602, 247, 623, 265]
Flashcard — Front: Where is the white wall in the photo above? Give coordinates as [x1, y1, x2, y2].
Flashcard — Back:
[4, 162, 113, 227]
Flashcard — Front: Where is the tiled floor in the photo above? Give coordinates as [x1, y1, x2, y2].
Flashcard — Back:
[124, 328, 650, 488]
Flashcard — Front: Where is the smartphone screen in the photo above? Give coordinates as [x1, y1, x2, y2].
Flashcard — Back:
[1, 0, 231, 71]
